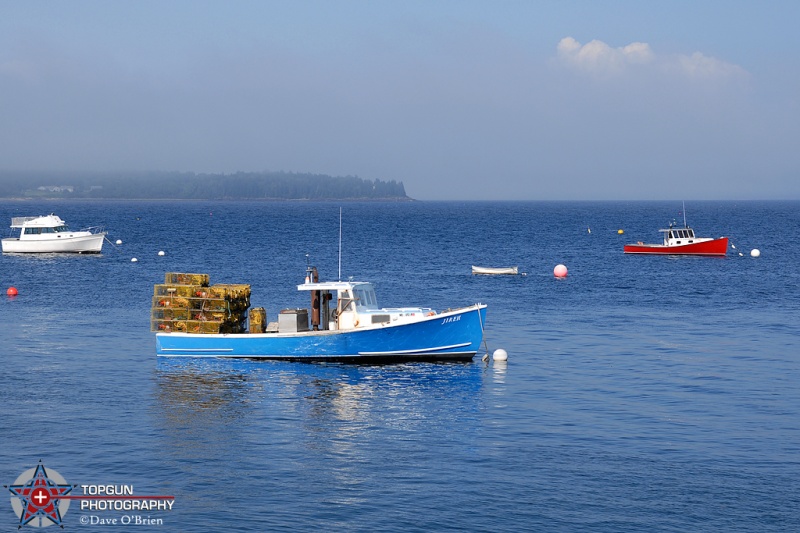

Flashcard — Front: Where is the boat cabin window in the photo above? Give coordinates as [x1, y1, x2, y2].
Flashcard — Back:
[352, 286, 377, 310]
[338, 290, 354, 312]
[24, 228, 42, 235]
[335, 285, 378, 313]
[337, 290, 357, 312]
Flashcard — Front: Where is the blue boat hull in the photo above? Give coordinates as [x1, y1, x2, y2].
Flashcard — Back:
[156, 305, 487, 362]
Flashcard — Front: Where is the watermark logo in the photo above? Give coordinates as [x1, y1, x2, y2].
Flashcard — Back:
[6, 460, 75, 528]
[6, 461, 175, 528]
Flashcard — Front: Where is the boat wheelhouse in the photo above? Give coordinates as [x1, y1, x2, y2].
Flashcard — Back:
[296, 279, 438, 331]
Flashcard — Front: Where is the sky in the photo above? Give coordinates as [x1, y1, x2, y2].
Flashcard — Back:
[1, 1, 798, 201]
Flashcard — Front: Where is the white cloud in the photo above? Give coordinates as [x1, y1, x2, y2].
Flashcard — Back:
[557, 37, 654, 74]
[673, 51, 749, 79]
[556, 37, 747, 81]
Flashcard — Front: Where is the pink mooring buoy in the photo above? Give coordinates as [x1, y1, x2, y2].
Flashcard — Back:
[554, 264, 568, 278]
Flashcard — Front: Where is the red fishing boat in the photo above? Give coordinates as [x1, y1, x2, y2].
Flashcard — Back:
[624, 215, 729, 256]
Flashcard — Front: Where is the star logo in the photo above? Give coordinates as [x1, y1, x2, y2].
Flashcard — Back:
[6, 461, 75, 529]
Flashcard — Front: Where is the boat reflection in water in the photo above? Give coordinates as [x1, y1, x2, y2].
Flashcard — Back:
[152, 358, 484, 451]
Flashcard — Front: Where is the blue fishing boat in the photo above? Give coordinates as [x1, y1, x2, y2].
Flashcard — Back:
[155, 267, 488, 362]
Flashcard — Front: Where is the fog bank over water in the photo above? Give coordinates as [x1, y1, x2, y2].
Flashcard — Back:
[1, 2, 798, 200]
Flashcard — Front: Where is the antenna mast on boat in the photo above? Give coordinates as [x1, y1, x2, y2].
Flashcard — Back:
[682, 200, 687, 227]
[338, 207, 342, 281]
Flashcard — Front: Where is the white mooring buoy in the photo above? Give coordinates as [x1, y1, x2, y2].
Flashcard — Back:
[493, 349, 508, 362]
[750, 249, 761, 258]
[158, 250, 165, 256]
[116, 239, 122, 245]
[131, 257, 138, 262]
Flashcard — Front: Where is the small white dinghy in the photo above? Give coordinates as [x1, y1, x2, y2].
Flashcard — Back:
[471, 265, 519, 276]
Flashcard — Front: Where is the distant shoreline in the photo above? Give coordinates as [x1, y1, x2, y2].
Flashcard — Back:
[0, 170, 410, 202]
[0, 196, 416, 202]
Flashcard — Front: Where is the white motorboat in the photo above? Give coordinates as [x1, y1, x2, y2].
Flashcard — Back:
[2, 214, 106, 253]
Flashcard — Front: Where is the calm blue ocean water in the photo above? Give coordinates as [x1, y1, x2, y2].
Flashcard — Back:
[1, 200, 798, 531]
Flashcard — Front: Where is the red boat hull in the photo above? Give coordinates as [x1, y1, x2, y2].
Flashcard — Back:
[624, 237, 729, 256]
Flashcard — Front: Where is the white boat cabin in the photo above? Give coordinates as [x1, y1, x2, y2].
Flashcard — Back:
[297, 279, 435, 331]
[660, 226, 695, 246]
[659, 225, 714, 247]
[11, 214, 72, 235]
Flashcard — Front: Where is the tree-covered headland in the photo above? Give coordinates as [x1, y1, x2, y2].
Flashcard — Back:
[0, 171, 409, 200]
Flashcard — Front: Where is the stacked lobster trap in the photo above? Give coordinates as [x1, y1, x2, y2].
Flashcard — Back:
[151, 272, 256, 334]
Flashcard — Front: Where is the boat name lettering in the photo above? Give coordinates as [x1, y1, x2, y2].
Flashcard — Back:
[441, 316, 461, 324]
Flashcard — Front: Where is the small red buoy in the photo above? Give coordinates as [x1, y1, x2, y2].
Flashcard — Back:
[554, 264, 568, 278]
[7, 286, 18, 296]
